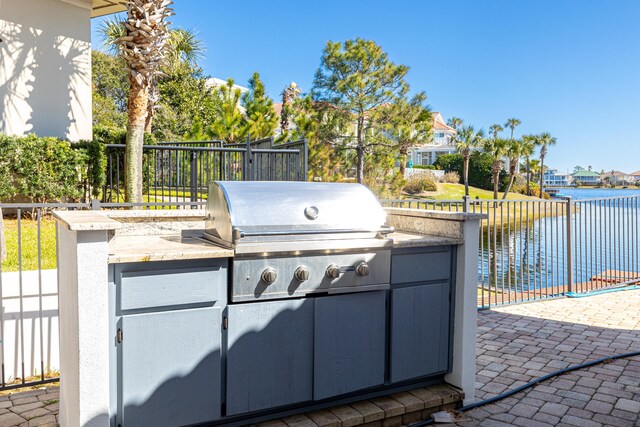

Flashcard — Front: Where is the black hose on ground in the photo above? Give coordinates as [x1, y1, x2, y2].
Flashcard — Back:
[409, 350, 640, 427]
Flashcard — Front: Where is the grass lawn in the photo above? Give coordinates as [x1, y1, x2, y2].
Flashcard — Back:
[2, 218, 57, 273]
[413, 183, 543, 201]
[146, 189, 208, 200]
[396, 183, 559, 226]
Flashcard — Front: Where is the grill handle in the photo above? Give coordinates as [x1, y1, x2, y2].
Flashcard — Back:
[232, 225, 394, 241]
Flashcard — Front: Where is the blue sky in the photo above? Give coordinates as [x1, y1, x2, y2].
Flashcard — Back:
[91, 0, 640, 173]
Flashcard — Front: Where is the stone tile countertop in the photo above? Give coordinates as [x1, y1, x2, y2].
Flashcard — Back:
[108, 235, 233, 263]
[54, 209, 472, 264]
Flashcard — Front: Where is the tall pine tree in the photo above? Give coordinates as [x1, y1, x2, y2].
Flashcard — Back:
[242, 72, 277, 139]
[312, 38, 409, 183]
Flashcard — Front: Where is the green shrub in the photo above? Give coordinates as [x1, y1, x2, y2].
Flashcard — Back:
[0, 134, 85, 202]
[412, 164, 436, 170]
[434, 152, 507, 191]
[0, 130, 158, 203]
[443, 171, 460, 183]
[404, 172, 437, 194]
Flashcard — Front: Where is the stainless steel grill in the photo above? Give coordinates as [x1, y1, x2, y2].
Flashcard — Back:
[203, 181, 393, 301]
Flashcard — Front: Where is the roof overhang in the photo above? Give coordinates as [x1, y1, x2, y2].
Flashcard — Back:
[92, 0, 127, 18]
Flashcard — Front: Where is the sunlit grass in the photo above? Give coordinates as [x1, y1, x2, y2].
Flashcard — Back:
[2, 218, 57, 272]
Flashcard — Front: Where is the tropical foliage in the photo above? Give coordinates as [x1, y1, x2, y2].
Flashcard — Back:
[453, 125, 484, 196]
[91, 15, 559, 198]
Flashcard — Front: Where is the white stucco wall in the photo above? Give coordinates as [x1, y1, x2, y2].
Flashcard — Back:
[0, 0, 92, 141]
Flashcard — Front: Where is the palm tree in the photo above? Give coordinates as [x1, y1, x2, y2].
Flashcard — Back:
[447, 117, 463, 131]
[538, 132, 557, 196]
[100, 20, 204, 133]
[454, 125, 485, 197]
[165, 28, 205, 67]
[504, 118, 521, 139]
[280, 82, 301, 136]
[489, 123, 503, 140]
[502, 138, 524, 199]
[483, 137, 508, 199]
[116, 0, 173, 202]
[520, 135, 537, 196]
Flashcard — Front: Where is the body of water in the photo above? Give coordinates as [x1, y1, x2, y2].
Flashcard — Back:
[477, 189, 640, 301]
[549, 187, 640, 200]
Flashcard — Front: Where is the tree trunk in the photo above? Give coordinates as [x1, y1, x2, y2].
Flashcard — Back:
[356, 117, 364, 184]
[145, 82, 158, 133]
[356, 146, 364, 184]
[144, 98, 154, 133]
[526, 158, 531, 196]
[539, 156, 545, 198]
[0, 208, 5, 262]
[125, 79, 149, 203]
[399, 149, 407, 176]
[492, 161, 501, 199]
[502, 162, 517, 199]
[463, 156, 470, 197]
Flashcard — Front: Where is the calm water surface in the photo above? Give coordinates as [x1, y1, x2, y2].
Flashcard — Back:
[478, 187, 640, 294]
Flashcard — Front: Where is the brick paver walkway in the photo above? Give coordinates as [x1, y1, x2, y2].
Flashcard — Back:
[0, 387, 58, 426]
[467, 289, 640, 426]
[1, 291, 639, 426]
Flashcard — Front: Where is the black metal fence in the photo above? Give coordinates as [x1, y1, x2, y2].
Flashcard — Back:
[0, 200, 206, 391]
[382, 196, 640, 309]
[102, 137, 308, 203]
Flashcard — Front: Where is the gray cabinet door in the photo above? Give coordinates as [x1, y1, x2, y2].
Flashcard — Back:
[119, 307, 222, 426]
[314, 291, 386, 400]
[390, 282, 450, 383]
[226, 299, 314, 415]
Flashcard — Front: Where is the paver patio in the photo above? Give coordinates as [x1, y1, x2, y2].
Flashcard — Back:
[467, 289, 640, 426]
[1, 290, 639, 426]
[0, 388, 58, 426]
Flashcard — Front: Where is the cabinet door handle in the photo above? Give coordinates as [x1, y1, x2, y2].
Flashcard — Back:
[117, 328, 123, 343]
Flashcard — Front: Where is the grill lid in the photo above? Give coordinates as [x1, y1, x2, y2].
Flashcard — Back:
[204, 181, 389, 247]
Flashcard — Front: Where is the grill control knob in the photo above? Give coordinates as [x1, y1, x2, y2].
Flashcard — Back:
[326, 264, 341, 279]
[356, 262, 370, 277]
[261, 267, 278, 284]
[294, 266, 311, 281]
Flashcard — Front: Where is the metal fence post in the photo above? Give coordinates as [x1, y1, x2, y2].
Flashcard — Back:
[245, 134, 252, 181]
[91, 199, 101, 211]
[303, 139, 309, 181]
[190, 150, 198, 207]
[462, 195, 470, 213]
[565, 196, 574, 293]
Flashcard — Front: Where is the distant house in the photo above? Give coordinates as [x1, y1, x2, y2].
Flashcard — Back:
[544, 169, 573, 187]
[408, 113, 457, 166]
[205, 78, 249, 94]
[600, 171, 636, 185]
[632, 171, 640, 182]
[572, 170, 601, 186]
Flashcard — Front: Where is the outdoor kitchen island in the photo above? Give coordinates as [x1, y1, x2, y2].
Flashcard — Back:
[54, 184, 482, 427]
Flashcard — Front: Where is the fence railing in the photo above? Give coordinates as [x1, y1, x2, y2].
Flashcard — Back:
[102, 137, 308, 203]
[382, 196, 640, 309]
[0, 200, 204, 391]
